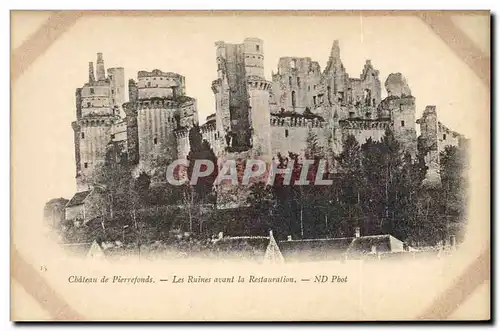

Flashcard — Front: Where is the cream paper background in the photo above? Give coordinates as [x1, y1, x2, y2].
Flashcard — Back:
[10, 11, 490, 321]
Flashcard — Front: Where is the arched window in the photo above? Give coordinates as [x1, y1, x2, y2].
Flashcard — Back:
[327, 86, 331, 103]
[289, 76, 292, 86]
[291, 91, 296, 108]
[297, 77, 301, 87]
[285, 129, 289, 137]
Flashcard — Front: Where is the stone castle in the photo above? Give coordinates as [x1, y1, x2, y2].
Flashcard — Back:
[72, 38, 466, 192]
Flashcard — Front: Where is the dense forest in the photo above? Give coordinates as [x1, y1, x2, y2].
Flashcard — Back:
[46, 125, 469, 249]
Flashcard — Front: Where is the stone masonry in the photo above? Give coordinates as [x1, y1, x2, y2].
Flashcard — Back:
[72, 40, 465, 191]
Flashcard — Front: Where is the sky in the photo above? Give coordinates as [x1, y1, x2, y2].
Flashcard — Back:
[11, 12, 489, 216]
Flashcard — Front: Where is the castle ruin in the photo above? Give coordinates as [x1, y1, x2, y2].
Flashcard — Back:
[72, 38, 466, 192]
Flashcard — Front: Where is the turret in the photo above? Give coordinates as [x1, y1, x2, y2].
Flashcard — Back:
[96, 52, 105, 81]
[243, 37, 265, 78]
[88, 62, 95, 83]
[330, 40, 340, 60]
[128, 79, 138, 104]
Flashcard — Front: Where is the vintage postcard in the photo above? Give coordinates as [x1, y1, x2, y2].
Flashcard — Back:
[11, 10, 490, 321]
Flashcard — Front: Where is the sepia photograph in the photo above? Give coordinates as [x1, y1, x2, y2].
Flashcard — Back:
[11, 10, 490, 321]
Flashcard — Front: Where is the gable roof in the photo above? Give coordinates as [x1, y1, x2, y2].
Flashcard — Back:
[212, 236, 271, 260]
[346, 234, 397, 254]
[278, 234, 405, 262]
[278, 237, 354, 262]
[61, 242, 93, 257]
[66, 190, 91, 208]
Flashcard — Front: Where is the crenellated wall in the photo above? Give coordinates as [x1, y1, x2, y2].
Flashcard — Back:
[269, 113, 326, 156]
[73, 53, 121, 192]
[339, 118, 390, 145]
[137, 70, 186, 99]
[71, 38, 466, 197]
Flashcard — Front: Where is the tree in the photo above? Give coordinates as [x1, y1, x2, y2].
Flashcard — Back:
[336, 134, 364, 234]
[305, 129, 324, 160]
[43, 198, 69, 229]
[91, 141, 134, 221]
[187, 125, 218, 203]
[439, 144, 469, 240]
[246, 182, 275, 234]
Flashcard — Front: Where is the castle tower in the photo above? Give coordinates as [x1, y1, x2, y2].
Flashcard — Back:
[323, 40, 349, 103]
[96, 52, 106, 81]
[417, 105, 442, 187]
[72, 53, 121, 192]
[243, 37, 265, 78]
[125, 70, 198, 176]
[212, 39, 255, 153]
[380, 73, 418, 158]
[248, 78, 272, 157]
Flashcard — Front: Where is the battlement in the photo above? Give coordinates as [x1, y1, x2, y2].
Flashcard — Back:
[137, 70, 184, 79]
[339, 118, 391, 130]
[134, 96, 195, 110]
[270, 112, 325, 128]
[206, 113, 216, 123]
[247, 77, 272, 91]
[200, 121, 216, 134]
[174, 127, 190, 138]
[82, 80, 110, 88]
[136, 98, 179, 110]
[78, 117, 116, 127]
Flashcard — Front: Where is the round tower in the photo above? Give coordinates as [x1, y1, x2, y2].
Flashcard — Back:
[75, 117, 115, 189]
[136, 98, 179, 166]
[243, 38, 265, 78]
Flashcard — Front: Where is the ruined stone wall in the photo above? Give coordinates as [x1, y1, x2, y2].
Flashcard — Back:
[248, 78, 272, 156]
[201, 122, 221, 155]
[124, 102, 139, 165]
[270, 116, 326, 157]
[391, 96, 418, 158]
[213, 39, 265, 152]
[349, 60, 382, 108]
[179, 98, 199, 128]
[73, 53, 120, 190]
[107, 67, 125, 110]
[417, 105, 441, 186]
[111, 120, 127, 143]
[437, 122, 463, 153]
[175, 121, 221, 161]
[77, 118, 114, 183]
[339, 119, 390, 146]
[175, 129, 190, 160]
[272, 57, 322, 114]
[137, 70, 186, 99]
